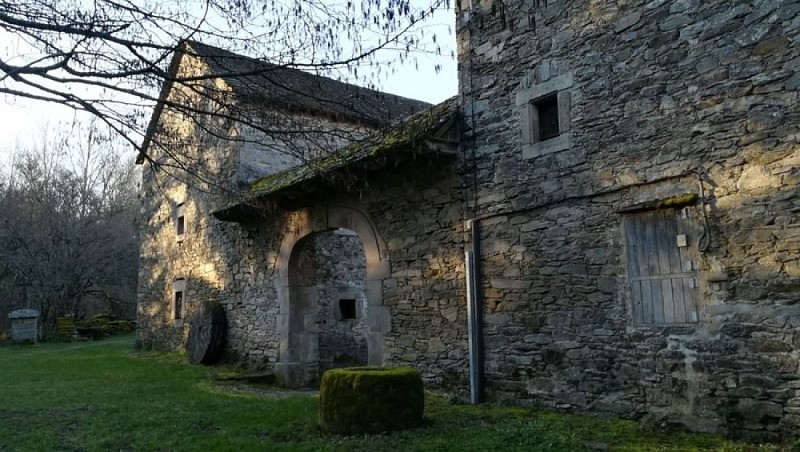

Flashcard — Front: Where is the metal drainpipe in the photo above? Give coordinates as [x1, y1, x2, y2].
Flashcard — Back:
[465, 219, 484, 404]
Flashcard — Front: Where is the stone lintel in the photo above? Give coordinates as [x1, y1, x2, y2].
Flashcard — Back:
[9, 309, 39, 319]
[516, 72, 574, 106]
[522, 135, 571, 159]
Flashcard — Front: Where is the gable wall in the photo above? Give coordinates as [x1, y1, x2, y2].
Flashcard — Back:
[136, 54, 380, 362]
[237, 111, 372, 187]
[458, 0, 799, 437]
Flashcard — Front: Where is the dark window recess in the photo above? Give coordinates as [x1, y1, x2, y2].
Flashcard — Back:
[338, 299, 356, 320]
[535, 95, 560, 140]
[174, 291, 184, 320]
[177, 215, 185, 236]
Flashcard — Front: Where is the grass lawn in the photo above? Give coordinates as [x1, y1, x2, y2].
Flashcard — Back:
[0, 336, 790, 451]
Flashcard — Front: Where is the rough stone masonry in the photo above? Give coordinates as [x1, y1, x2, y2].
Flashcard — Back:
[137, 1, 799, 439]
[457, 0, 799, 439]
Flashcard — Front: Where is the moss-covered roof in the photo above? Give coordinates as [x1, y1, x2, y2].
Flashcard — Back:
[211, 97, 460, 221]
[248, 96, 460, 198]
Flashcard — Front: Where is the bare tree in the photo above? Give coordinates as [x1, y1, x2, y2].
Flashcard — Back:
[0, 120, 139, 336]
[1, 0, 452, 170]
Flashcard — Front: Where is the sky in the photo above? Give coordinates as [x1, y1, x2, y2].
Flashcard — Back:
[0, 2, 459, 163]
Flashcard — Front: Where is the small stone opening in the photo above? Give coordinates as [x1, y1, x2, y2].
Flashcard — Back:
[534, 94, 560, 140]
[176, 203, 186, 242]
[177, 215, 185, 236]
[172, 279, 186, 321]
[338, 299, 357, 320]
[174, 291, 183, 319]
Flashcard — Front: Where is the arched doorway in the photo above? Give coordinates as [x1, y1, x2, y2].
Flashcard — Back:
[274, 205, 390, 388]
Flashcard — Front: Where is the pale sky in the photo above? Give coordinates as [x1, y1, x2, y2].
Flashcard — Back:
[0, 3, 458, 162]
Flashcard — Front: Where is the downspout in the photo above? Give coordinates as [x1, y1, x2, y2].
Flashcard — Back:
[460, 5, 484, 405]
[465, 219, 484, 404]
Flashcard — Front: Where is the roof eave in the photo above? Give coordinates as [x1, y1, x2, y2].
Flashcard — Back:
[136, 42, 189, 164]
[212, 140, 458, 221]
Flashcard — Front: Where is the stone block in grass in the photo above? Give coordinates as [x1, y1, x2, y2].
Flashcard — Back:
[319, 367, 424, 434]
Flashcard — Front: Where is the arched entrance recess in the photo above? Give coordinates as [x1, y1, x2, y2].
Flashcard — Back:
[274, 204, 391, 388]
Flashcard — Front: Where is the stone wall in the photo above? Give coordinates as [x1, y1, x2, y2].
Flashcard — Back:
[357, 166, 469, 390]
[312, 230, 368, 372]
[138, 159, 469, 383]
[457, 0, 799, 437]
[136, 50, 469, 387]
[237, 114, 368, 187]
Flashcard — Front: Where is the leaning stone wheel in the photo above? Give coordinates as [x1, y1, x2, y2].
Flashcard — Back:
[187, 301, 226, 365]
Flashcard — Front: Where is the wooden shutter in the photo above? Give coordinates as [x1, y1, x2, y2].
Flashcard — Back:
[624, 209, 698, 325]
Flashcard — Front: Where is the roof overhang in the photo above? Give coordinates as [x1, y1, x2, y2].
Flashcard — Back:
[213, 97, 461, 221]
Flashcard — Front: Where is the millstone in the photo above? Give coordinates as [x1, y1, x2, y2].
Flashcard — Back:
[187, 301, 226, 365]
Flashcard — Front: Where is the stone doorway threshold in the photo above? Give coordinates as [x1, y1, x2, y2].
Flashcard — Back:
[212, 372, 319, 399]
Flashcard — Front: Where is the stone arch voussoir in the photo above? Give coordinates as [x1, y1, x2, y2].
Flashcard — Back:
[274, 203, 390, 387]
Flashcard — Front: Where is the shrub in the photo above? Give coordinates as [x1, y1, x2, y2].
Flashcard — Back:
[319, 367, 424, 435]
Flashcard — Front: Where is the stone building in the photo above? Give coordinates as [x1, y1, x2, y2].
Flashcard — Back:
[136, 40, 463, 388]
[138, 0, 800, 438]
[454, 0, 799, 437]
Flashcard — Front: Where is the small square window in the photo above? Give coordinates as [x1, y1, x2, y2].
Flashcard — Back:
[533, 94, 560, 141]
[516, 72, 573, 159]
[338, 299, 357, 320]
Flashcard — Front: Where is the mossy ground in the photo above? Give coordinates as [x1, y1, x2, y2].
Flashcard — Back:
[0, 336, 793, 451]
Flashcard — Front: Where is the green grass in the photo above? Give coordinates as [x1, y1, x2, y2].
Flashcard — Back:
[0, 336, 789, 451]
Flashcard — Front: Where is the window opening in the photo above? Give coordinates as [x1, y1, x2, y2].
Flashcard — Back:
[338, 299, 357, 320]
[534, 94, 560, 140]
[173, 279, 186, 321]
[176, 203, 186, 242]
[174, 291, 184, 320]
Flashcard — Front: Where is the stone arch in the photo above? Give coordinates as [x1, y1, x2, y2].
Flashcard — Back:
[274, 204, 390, 388]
